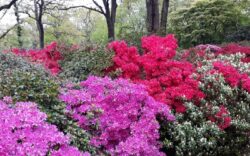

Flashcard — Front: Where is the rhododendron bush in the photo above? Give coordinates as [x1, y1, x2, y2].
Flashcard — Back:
[60, 76, 175, 155]
[181, 43, 250, 63]
[108, 35, 204, 113]
[0, 97, 89, 156]
[108, 35, 250, 155]
[10, 42, 63, 75]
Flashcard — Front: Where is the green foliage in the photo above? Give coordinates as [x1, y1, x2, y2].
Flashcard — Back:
[44, 12, 88, 45]
[226, 25, 250, 42]
[161, 104, 223, 156]
[116, 0, 146, 48]
[90, 16, 108, 43]
[0, 52, 58, 106]
[59, 45, 113, 82]
[169, 0, 246, 48]
[0, 52, 96, 153]
[161, 54, 250, 156]
[0, 51, 62, 127]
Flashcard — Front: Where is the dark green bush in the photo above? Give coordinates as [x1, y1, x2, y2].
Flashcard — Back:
[59, 46, 113, 82]
[226, 26, 250, 42]
[0, 52, 58, 106]
[169, 0, 247, 48]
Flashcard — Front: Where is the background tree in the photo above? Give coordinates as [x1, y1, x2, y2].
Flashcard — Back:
[61, 0, 118, 41]
[145, 0, 170, 35]
[19, 0, 63, 48]
[160, 0, 170, 35]
[116, 0, 146, 47]
[169, 0, 246, 48]
[0, 0, 19, 41]
[146, 0, 160, 34]
[14, 1, 23, 47]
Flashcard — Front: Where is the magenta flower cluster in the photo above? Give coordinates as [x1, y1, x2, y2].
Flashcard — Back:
[0, 97, 89, 156]
[60, 76, 175, 156]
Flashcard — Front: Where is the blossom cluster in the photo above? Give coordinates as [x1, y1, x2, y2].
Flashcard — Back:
[207, 105, 231, 130]
[0, 97, 89, 156]
[216, 43, 250, 62]
[182, 43, 250, 63]
[161, 45, 250, 155]
[60, 76, 175, 156]
[212, 61, 250, 93]
[197, 57, 250, 129]
[10, 42, 63, 75]
[108, 35, 205, 113]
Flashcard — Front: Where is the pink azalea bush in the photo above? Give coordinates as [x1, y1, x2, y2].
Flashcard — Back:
[0, 97, 89, 156]
[60, 76, 175, 156]
[10, 42, 63, 75]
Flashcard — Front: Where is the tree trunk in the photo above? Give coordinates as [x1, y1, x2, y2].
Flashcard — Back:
[146, 0, 160, 34]
[14, 2, 23, 47]
[37, 20, 44, 48]
[34, 0, 44, 48]
[104, 0, 117, 41]
[106, 18, 115, 41]
[160, 0, 170, 35]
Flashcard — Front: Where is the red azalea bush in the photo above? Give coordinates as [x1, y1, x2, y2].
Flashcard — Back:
[108, 35, 204, 113]
[107, 35, 250, 155]
[10, 42, 63, 75]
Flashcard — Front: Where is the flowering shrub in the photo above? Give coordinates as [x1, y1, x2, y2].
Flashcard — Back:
[162, 53, 250, 155]
[216, 43, 250, 62]
[108, 35, 204, 113]
[0, 98, 89, 156]
[108, 35, 250, 155]
[11, 42, 63, 75]
[181, 43, 250, 63]
[0, 51, 96, 154]
[60, 76, 175, 155]
[0, 51, 59, 108]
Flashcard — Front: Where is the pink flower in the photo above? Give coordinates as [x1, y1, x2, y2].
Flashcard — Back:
[60, 76, 175, 155]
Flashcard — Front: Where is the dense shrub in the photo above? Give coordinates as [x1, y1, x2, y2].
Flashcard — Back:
[60, 76, 175, 155]
[162, 54, 250, 155]
[108, 35, 250, 155]
[108, 34, 204, 113]
[169, 0, 246, 48]
[181, 43, 250, 63]
[0, 52, 96, 153]
[59, 45, 113, 82]
[0, 98, 90, 156]
[226, 26, 250, 42]
[0, 51, 59, 107]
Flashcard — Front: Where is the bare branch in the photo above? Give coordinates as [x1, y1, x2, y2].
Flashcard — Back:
[18, 10, 36, 19]
[92, 0, 105, 14]
[59, 5, 104, 15]
[0, 10, 8, 20]
[0, 0, 18, 11]
[0, 23, 18, 39]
